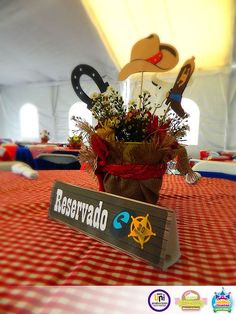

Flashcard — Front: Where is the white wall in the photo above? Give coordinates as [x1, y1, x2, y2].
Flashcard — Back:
[0, 78, 123, 143]
[128, 69, 232, 158]
[185, 70, 230, 158]
[226, 68, 236, 150]
[0, 84, 57, 141]
[0, 69, 235, 159]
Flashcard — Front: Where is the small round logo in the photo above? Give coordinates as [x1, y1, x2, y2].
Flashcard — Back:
[148, 289, 171, 312]
[113, 211, 130, 229]
[110, 210, 135, 237]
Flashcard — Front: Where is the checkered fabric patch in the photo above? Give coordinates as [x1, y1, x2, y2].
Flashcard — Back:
[0, 170, 236, 312]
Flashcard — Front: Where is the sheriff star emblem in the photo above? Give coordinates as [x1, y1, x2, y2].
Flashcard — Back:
[128, 214, 156, 249]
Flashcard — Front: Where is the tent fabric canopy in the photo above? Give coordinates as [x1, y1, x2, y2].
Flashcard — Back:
[0, 0, 235, 87]
[0, 0, 235, 158]
[0, 0, 118, 86]
[83, 0, 235, 72]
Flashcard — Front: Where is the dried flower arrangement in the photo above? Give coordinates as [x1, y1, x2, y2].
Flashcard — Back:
[70, 34, 200, 204]
[40, 129, 50, 144]
[74, 86, 189, 143]
[67, 128, 83, 149]
[72, 86, 194, 204]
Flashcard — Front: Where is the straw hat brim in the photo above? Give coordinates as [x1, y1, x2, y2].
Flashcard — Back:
[119, 45, 179, 81]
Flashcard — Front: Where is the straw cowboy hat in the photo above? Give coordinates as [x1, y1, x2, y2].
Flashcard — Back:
[118, 34, 179, 80]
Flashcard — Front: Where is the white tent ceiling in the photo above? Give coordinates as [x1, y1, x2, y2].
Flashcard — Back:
[0, 0, 118, 87]
[0, 0, 235, 88]
[0, 0, 236, 156]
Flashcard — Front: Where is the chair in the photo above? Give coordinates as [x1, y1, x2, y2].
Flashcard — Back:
[192, 160, 236, 180]
[51, 150, 79, 157]
[34, 153, 81, 170]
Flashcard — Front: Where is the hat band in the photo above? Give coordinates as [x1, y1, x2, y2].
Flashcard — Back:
[146, 51, 163, 65]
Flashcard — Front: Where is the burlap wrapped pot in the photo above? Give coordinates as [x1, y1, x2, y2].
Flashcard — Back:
[100, 141, 176, 205]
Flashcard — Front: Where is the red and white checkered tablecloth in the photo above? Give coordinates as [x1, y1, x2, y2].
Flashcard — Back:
[0, 170, 236, 312]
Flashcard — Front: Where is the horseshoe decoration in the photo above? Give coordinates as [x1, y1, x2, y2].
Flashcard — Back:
[71, 64, 109, 110]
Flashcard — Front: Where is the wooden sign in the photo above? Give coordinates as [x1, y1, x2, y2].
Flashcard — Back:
[48, 181, 180, 269]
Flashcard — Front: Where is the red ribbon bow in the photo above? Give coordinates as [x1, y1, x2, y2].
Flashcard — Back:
[146, 51, 163, 65]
